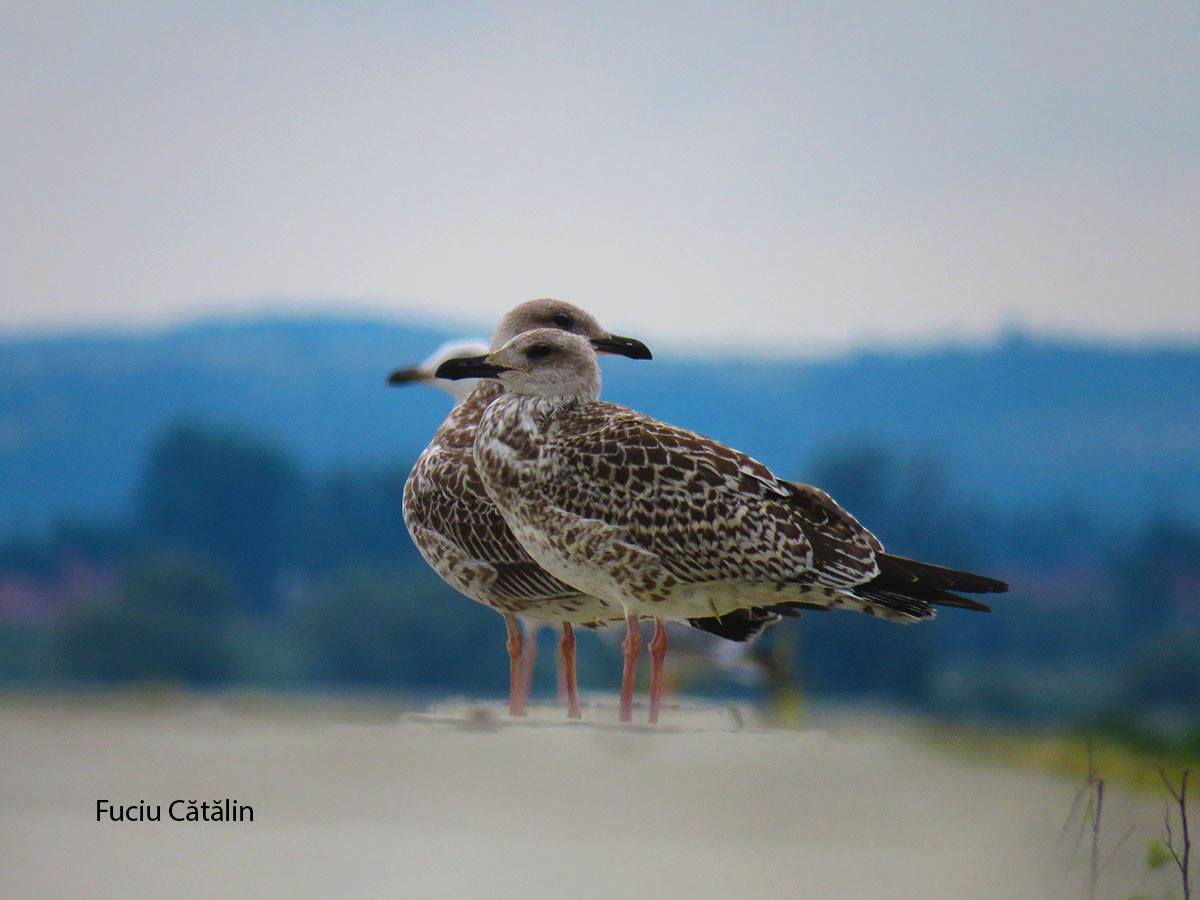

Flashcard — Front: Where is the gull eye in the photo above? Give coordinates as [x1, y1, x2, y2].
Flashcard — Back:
[525, 344, 554, 361]
[551, 313, 573, 329]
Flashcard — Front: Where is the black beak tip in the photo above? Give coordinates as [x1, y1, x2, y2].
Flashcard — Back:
[434, 355, 511, 380]
[592, 334, 653, 360]
[387, 367, 424, 386]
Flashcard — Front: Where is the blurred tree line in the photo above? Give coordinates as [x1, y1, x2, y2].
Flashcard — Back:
[0, 423, 575, 697]
[0, 422, 1196, 749]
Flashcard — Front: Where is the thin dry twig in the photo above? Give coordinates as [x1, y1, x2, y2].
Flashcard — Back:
[1156, 765, 1192, 900]
[1090, 776, 1104, 900]
[1059, 779, 1091, 849]
[1062, 740, 1108, 900]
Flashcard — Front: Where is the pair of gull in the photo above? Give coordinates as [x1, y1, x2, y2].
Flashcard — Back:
[390, 300, 1006, 723]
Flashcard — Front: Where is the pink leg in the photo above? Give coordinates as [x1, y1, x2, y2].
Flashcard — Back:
[648, 618, 669, 725]
[560, 623, 581, 719]
[504, 614, 525, 717]
[555, 639, 568, 704]
[619, 613, 641, 723]
[519, 620, 538, 710]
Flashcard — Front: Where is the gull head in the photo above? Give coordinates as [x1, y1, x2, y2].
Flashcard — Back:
[386, 339, 491, 403]
[492, 298, 651, 360]
[435, 329, 602, 401]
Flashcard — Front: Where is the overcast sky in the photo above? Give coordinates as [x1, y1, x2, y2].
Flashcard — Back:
[3, 1, 1197, 353]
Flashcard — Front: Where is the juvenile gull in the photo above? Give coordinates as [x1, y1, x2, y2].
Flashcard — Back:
[390, 301, 650, 717]
[437, 330, 1008, 724]
[387, 336, 572, 708]
[390, 306, 782, 718]
[386, 301, 686, 720]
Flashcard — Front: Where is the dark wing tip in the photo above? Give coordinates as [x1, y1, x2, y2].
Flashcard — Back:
[876, 552, 1008, 594]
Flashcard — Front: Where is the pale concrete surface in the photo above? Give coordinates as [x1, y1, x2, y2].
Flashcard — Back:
[0, 695, 1175, 899]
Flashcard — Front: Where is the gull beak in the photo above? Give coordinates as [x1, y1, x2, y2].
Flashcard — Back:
[590, 333, 653, 360]
[386, 366, 429, 386]
[434, 354, 513, 381]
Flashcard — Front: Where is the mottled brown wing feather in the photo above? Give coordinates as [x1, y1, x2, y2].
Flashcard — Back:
[781, 483, 883, 587]
[408, 458, 587, 603]
[539, 403, 819, 587]
[404, 382, 591, 611]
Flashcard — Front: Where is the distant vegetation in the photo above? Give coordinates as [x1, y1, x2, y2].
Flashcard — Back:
[1, 415, 1196, 756]
[2, 319, 1199, 530]
[0, 319, 1196, 750]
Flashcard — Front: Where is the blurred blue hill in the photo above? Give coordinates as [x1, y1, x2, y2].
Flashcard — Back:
[2, 316, 1198, 736]
[1, 316, 1197, 534]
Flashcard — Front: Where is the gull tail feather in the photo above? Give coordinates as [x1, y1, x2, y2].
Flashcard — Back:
[851, 552, 1007, 617]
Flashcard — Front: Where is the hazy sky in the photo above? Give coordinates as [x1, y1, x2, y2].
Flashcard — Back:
[3, 1, 1198, 352]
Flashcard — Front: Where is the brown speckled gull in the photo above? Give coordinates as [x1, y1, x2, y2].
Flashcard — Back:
[436, 329, 1008, 724]
[393, 300, 787, 724]
[393, 301, 647, 718]
[391, 301, 782, 719]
